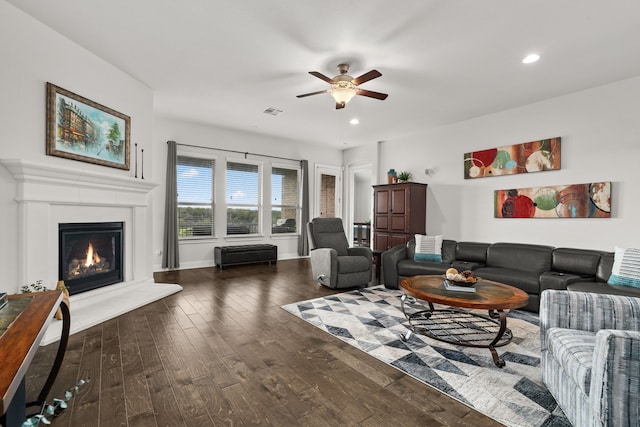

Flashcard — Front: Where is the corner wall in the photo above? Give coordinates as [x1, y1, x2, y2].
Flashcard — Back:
[0, 1, 154, 293]
[364, 76, 640, 251]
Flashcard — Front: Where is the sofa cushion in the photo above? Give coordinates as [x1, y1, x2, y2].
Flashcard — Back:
[608, 246, 640, 288]
[473, 267, 541, 294]
[414, 234, 443, 261]
[568, 281, 640, 297]
[310, 218, 350, 256]
[441, 240, 457, 264]
[397, 259, 449, 277]
[552, 248, 602, 277]
[596, 252, 614, 282]
[455, 242, 490, 263]
[337, 255, 370, 274]
[546, 328, 596, 396]
[486, 242, 553, 273]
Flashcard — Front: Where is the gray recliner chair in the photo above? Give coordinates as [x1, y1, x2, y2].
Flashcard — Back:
[307, 217, 373, 289]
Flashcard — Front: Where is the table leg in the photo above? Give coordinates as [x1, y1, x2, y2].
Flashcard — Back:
[400, 294, 435, 341]
[488, 309, 507, 368]
[26, 301, 71, 417]
[400, 294, 412, 341]
[0, 379, 26, 427]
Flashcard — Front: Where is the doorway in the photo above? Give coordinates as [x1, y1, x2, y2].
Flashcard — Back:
[314, 164, 342, 219]
[347, 162, 373, 246]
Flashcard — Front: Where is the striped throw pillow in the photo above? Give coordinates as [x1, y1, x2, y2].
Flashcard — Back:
[414, 234, 443, 262]
[608, 246, 640, 288]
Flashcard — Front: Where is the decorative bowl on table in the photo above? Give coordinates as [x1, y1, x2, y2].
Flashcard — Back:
[444, 268, 478, 287]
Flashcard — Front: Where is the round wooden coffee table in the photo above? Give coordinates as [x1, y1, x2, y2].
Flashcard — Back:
[399, 275, 529, 367]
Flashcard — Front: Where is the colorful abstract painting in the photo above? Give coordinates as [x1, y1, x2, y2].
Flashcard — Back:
[465, 137, 561, 179]
[494, 182, 611, 218]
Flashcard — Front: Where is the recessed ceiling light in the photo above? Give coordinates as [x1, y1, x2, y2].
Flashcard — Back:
[522, 53, 540, 64]
[350, 118, 359, 125]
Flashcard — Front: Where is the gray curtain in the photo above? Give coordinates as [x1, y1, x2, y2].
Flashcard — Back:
[298, 159, 310, 256]
[162, 140, 180, 269]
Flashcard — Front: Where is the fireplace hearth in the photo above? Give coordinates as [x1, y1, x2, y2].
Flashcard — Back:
[59, 222, 124, 295]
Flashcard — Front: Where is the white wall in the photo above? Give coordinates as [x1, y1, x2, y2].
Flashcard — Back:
[367, 76, 640, 251]
[0, 1, 154, 293]
[353, 173, 371, 222]
[152, 116, 343, 270]
[3, 0, 639, 292]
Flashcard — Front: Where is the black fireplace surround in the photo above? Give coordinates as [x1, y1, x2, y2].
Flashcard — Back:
[58, 222, 124, 295]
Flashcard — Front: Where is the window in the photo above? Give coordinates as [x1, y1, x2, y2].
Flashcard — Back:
[226, 160, 260, 235]
[271, 166, 299, 234]
[177, 156, 214, 238]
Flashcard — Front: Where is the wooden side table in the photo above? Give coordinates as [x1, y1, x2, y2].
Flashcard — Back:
[0, 291, 70, 427]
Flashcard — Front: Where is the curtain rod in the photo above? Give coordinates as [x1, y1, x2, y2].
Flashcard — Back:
[168, 141, 303, 163]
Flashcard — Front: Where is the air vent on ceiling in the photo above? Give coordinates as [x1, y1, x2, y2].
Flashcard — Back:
[263, 107, 285, 116]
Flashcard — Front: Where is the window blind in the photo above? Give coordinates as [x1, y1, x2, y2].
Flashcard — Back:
[177, 156, 214, 237]
[226, 161, 260, 235]
[271, 167, 299, 233]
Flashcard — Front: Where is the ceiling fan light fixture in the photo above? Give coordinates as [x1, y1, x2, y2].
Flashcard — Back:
[297, 64, 387, 109]
[329, 81, 357, 105]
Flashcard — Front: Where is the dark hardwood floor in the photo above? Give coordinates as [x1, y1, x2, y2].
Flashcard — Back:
[26, 259, 503, 426]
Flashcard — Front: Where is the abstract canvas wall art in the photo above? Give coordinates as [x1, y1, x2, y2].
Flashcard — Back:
[465, 137, 561, 179]
[494, 182, 611, 218]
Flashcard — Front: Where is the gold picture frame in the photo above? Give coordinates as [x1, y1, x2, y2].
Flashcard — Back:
[46, 82, 130, 170]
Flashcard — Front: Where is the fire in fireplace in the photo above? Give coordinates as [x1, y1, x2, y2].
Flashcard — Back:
[58, 222, 124, 295]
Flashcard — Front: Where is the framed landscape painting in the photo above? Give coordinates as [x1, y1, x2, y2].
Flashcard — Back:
[46, 82, 130, 170]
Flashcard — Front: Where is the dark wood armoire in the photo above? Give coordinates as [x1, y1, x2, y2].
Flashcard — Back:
[373, 182, 427, 251]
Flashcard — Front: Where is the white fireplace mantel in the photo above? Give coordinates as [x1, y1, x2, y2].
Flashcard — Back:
[2, 159, 182, 345]
[1, 158, 158, 288]
[1, 158, 156, 206]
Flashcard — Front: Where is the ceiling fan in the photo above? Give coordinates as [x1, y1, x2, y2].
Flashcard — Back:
[297, 63, 388, 109]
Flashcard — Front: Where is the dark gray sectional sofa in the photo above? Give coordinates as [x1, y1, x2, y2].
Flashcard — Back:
[382, 239, 640, 312]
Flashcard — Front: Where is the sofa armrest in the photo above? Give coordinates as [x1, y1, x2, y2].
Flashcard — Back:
[347, 246, 373, 263]
[309, 248, 338, 287]
[451, 261, 484, 271]
[539, 271, 582, 291]
[382, 243, 408, 289]
[540, 290, 640, 350]
[590, 329, 640, 426]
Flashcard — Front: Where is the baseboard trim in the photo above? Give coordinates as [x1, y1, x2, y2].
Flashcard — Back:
[152, 253, 306, 272]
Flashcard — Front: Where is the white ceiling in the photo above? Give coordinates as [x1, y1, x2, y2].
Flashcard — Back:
[9, 0, 640, 149]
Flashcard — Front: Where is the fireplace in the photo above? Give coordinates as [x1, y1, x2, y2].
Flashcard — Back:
[58, 222, 124, 295]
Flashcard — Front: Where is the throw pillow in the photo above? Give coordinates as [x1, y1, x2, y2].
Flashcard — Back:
[608, 246, 640, 288]
[414, 234, 443, 262]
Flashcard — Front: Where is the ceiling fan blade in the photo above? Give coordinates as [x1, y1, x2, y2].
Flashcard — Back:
[352, 70, 382, 86]
[296, 90, 327, 98]
[309, 71, 334, 83]
[356, 88, 388, 100]
[335, 102, 346, 110]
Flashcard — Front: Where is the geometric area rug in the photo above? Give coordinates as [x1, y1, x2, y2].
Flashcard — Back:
[282, 285, 570, 427]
